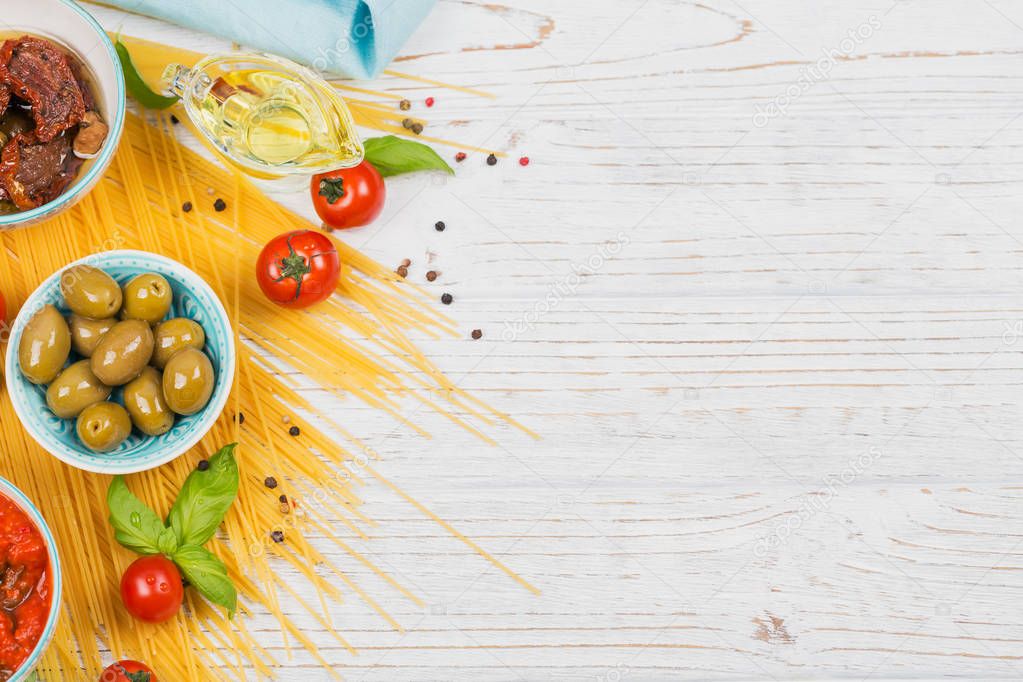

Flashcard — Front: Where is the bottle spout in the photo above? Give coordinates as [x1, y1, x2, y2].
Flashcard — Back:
[161, 64, 191, 98]
[162, 64, 215, 102]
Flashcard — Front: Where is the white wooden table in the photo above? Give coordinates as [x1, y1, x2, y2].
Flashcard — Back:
[86, 1, 1023, 679]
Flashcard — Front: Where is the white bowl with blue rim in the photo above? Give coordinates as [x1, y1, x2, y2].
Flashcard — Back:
[0, 476, 62, 682]
[5, 250, 236, 475]
[0, 0, 126, 229]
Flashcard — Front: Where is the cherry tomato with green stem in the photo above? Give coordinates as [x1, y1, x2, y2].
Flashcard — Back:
[100, 659, 158, 681]
[120, 556, 183, 624]
[256, 230, 341, 309]
[311, 161, 386, 229]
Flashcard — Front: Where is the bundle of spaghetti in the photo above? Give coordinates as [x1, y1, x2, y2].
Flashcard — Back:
[0, 109, 536, 681]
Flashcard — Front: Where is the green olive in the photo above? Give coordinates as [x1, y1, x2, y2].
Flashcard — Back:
[152, 318, 205, 370]
[68, 314, 114, 358]
[45, 360, 112, 419]
[75, 402, 131, 452]
[90, 320, 154, 386]
[60, 265, 122, 319]
[121, 273, 172, 325]
[123, 367, 175, 436]
[162, 348, 215, 416]
[18, 305, 71, 384]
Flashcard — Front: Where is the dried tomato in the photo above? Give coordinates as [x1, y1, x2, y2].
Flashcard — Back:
[0, 36, 85, 142]
[0, 132, 79, 210]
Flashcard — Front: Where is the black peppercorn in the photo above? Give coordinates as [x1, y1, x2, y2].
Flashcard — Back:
[441, 293, 453, 305]
[279, 494, 288, 504]
[486, 153, 498, 166]
[213, 198, 227, 212]
[197, 459, 209, 471]
[264, 476, 278, 489]
[289, 425, 300, 437]
[435, 221, 445, 231]
[271, 530, 285, 543]
[471, 329, 483, 340]
[182, 201, 193, 213]
[170, 114, 180, 125]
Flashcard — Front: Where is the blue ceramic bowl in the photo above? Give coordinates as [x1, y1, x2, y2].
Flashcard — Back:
[0, 477, 62, 682]
[0, 0, 126, 229]
[4, 251, 236, 474]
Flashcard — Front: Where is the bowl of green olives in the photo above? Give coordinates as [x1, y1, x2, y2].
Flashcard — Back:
[4, 251, 235, 474]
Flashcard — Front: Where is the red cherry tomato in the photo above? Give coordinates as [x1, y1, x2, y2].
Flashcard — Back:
[100, 659, 158, 682]
[120, 556, 183, 624]
[256, 230, 340, 309]
[311, 161, 386, 229]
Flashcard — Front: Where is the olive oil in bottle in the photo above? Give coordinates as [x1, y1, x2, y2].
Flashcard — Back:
[163, 54, 363, 177]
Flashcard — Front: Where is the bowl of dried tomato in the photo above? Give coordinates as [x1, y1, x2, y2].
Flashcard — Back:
[0, 477, 61, 682]
[0, 0, 125, 229]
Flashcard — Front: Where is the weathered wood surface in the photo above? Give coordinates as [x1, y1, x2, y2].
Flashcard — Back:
[85, 0, 1023, 679]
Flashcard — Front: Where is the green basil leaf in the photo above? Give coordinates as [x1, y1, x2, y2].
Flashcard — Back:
[107, 476, 166, 555]
[157, 527, 179, 557]
[115, 40, 180, 110]
[173, 545, 237, 616]
[168, 443, 239, 547]
[363, 135, 454, 177]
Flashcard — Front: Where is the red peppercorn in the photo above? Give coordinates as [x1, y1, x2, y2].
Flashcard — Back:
[519, 156, 530, 166]
[425, 96, 435, 107]
[455, 152, 467, 163]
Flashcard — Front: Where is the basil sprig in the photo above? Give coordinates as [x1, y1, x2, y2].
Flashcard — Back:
[363, 135, 454, 177]
[114, 40, 180, 110]
[107, 444, 239, 616]
[107, 477, 167, 555]
[168, 447, 239, 547]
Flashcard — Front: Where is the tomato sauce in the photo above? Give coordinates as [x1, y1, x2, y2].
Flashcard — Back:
[0, 494, 50, 680]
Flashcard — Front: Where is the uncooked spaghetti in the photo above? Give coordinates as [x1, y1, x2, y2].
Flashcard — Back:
[0, 104, 534, 680]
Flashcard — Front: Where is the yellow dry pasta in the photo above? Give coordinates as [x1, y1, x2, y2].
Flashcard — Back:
[0, 110, 536, 680]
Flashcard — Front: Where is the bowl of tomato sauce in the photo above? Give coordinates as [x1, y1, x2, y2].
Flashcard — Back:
[0, 478, 61, 682]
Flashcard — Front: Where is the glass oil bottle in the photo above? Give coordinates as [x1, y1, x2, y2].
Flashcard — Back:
[163, 53, 363, 179]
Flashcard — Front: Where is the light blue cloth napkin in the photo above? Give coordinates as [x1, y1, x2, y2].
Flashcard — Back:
[102, 0, 436, 78]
